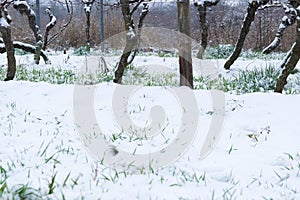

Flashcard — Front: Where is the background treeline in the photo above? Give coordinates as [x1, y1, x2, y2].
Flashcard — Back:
[8, 1, 296, 51]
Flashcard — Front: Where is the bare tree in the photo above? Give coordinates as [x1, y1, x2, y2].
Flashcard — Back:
[43, 0, 73, 50]
[0, 0, 16, 81]
[0, 0, 73, 80]
[113, 0, 149, 84]
[43, 8, 57, 50]
[194, 0, 220, 59]
[178, 0, 193, 88]
[224, 0, 271, 70]
[82, 0, 95, 50]
[13, 0, 43, 64]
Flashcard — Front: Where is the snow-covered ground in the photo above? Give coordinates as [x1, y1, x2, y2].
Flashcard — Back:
[1, 53, 300, 199]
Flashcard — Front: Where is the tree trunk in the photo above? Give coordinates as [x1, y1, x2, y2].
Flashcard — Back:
[177, 0, 193, 88]
[196, 5, 207, 59]
[113, 1, 148, 84]
[194, 0, 219, 59]
[113, 0, 136, 83]
[85, 9, 91, 49]
[83, 1, 94, 50]
[0, 17, 16, 81]
[224, 1, 261, 70]
[275, 16, 300, 93]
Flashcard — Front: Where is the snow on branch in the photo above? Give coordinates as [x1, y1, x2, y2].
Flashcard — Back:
[0, 0, 12, 9]
[263, 3, 297, 54]
[3, 3, 11, 23]
[194, 0, 220, 7]
[0, 15, 9, 28]
[45, 8, 56, 29]
[0, 40, 49, 63]
[259, 0, 281, 10]
[82, 0, 95, 14]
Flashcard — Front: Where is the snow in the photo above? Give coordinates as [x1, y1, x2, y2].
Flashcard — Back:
[0, 17, 9, 28]
[84, 5, 92, 13]
[45, 9, 57, 28]
[194, 0, 219, 6]
[142, 3, 149, 13]
[0, 53, 300, 199]
[127, 26, 136, 39]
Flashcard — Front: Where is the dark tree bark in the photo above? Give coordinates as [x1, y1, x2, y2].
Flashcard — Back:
[13, 0, 43, 64]
[0, 9, 16, 81]
[113, 1, 149, 84]
[224, 0, 269, 70]
[85, 5, 91, 49]
[280, 42, 294, 68]
[194, 0, 219, 59]
[177, 0, 193, 88]
[275, 5, 300, 93]
[196, 5, 207, 59]
[43, 8, 56, 50]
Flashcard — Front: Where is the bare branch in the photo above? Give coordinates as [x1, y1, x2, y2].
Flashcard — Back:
[43, 8, 57, 50]
[130, 0, 143, 15]
[0, 40, 49, 63]
[46, 0, 73, 46]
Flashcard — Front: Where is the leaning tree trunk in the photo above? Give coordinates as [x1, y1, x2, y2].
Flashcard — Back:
[177, 0, 193, 88]
[0, 15, 16, 81]
[224, 1, 268, 70]
[275, 8, 300, 93]
[113, 0, 136, 84]
[13, 0, 43, 64]
[263, 4, 297, 54]
[113, 1, 148, 84]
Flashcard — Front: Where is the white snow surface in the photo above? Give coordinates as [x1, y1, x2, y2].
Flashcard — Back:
[0, 53, 300, 199]
[0, 17, 9, 28]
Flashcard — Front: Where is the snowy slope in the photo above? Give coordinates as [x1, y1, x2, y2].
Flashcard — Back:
[0, 53, 300, 199]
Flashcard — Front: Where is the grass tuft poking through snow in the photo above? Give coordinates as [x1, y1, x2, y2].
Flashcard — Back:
[1, 63, 300, 94]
